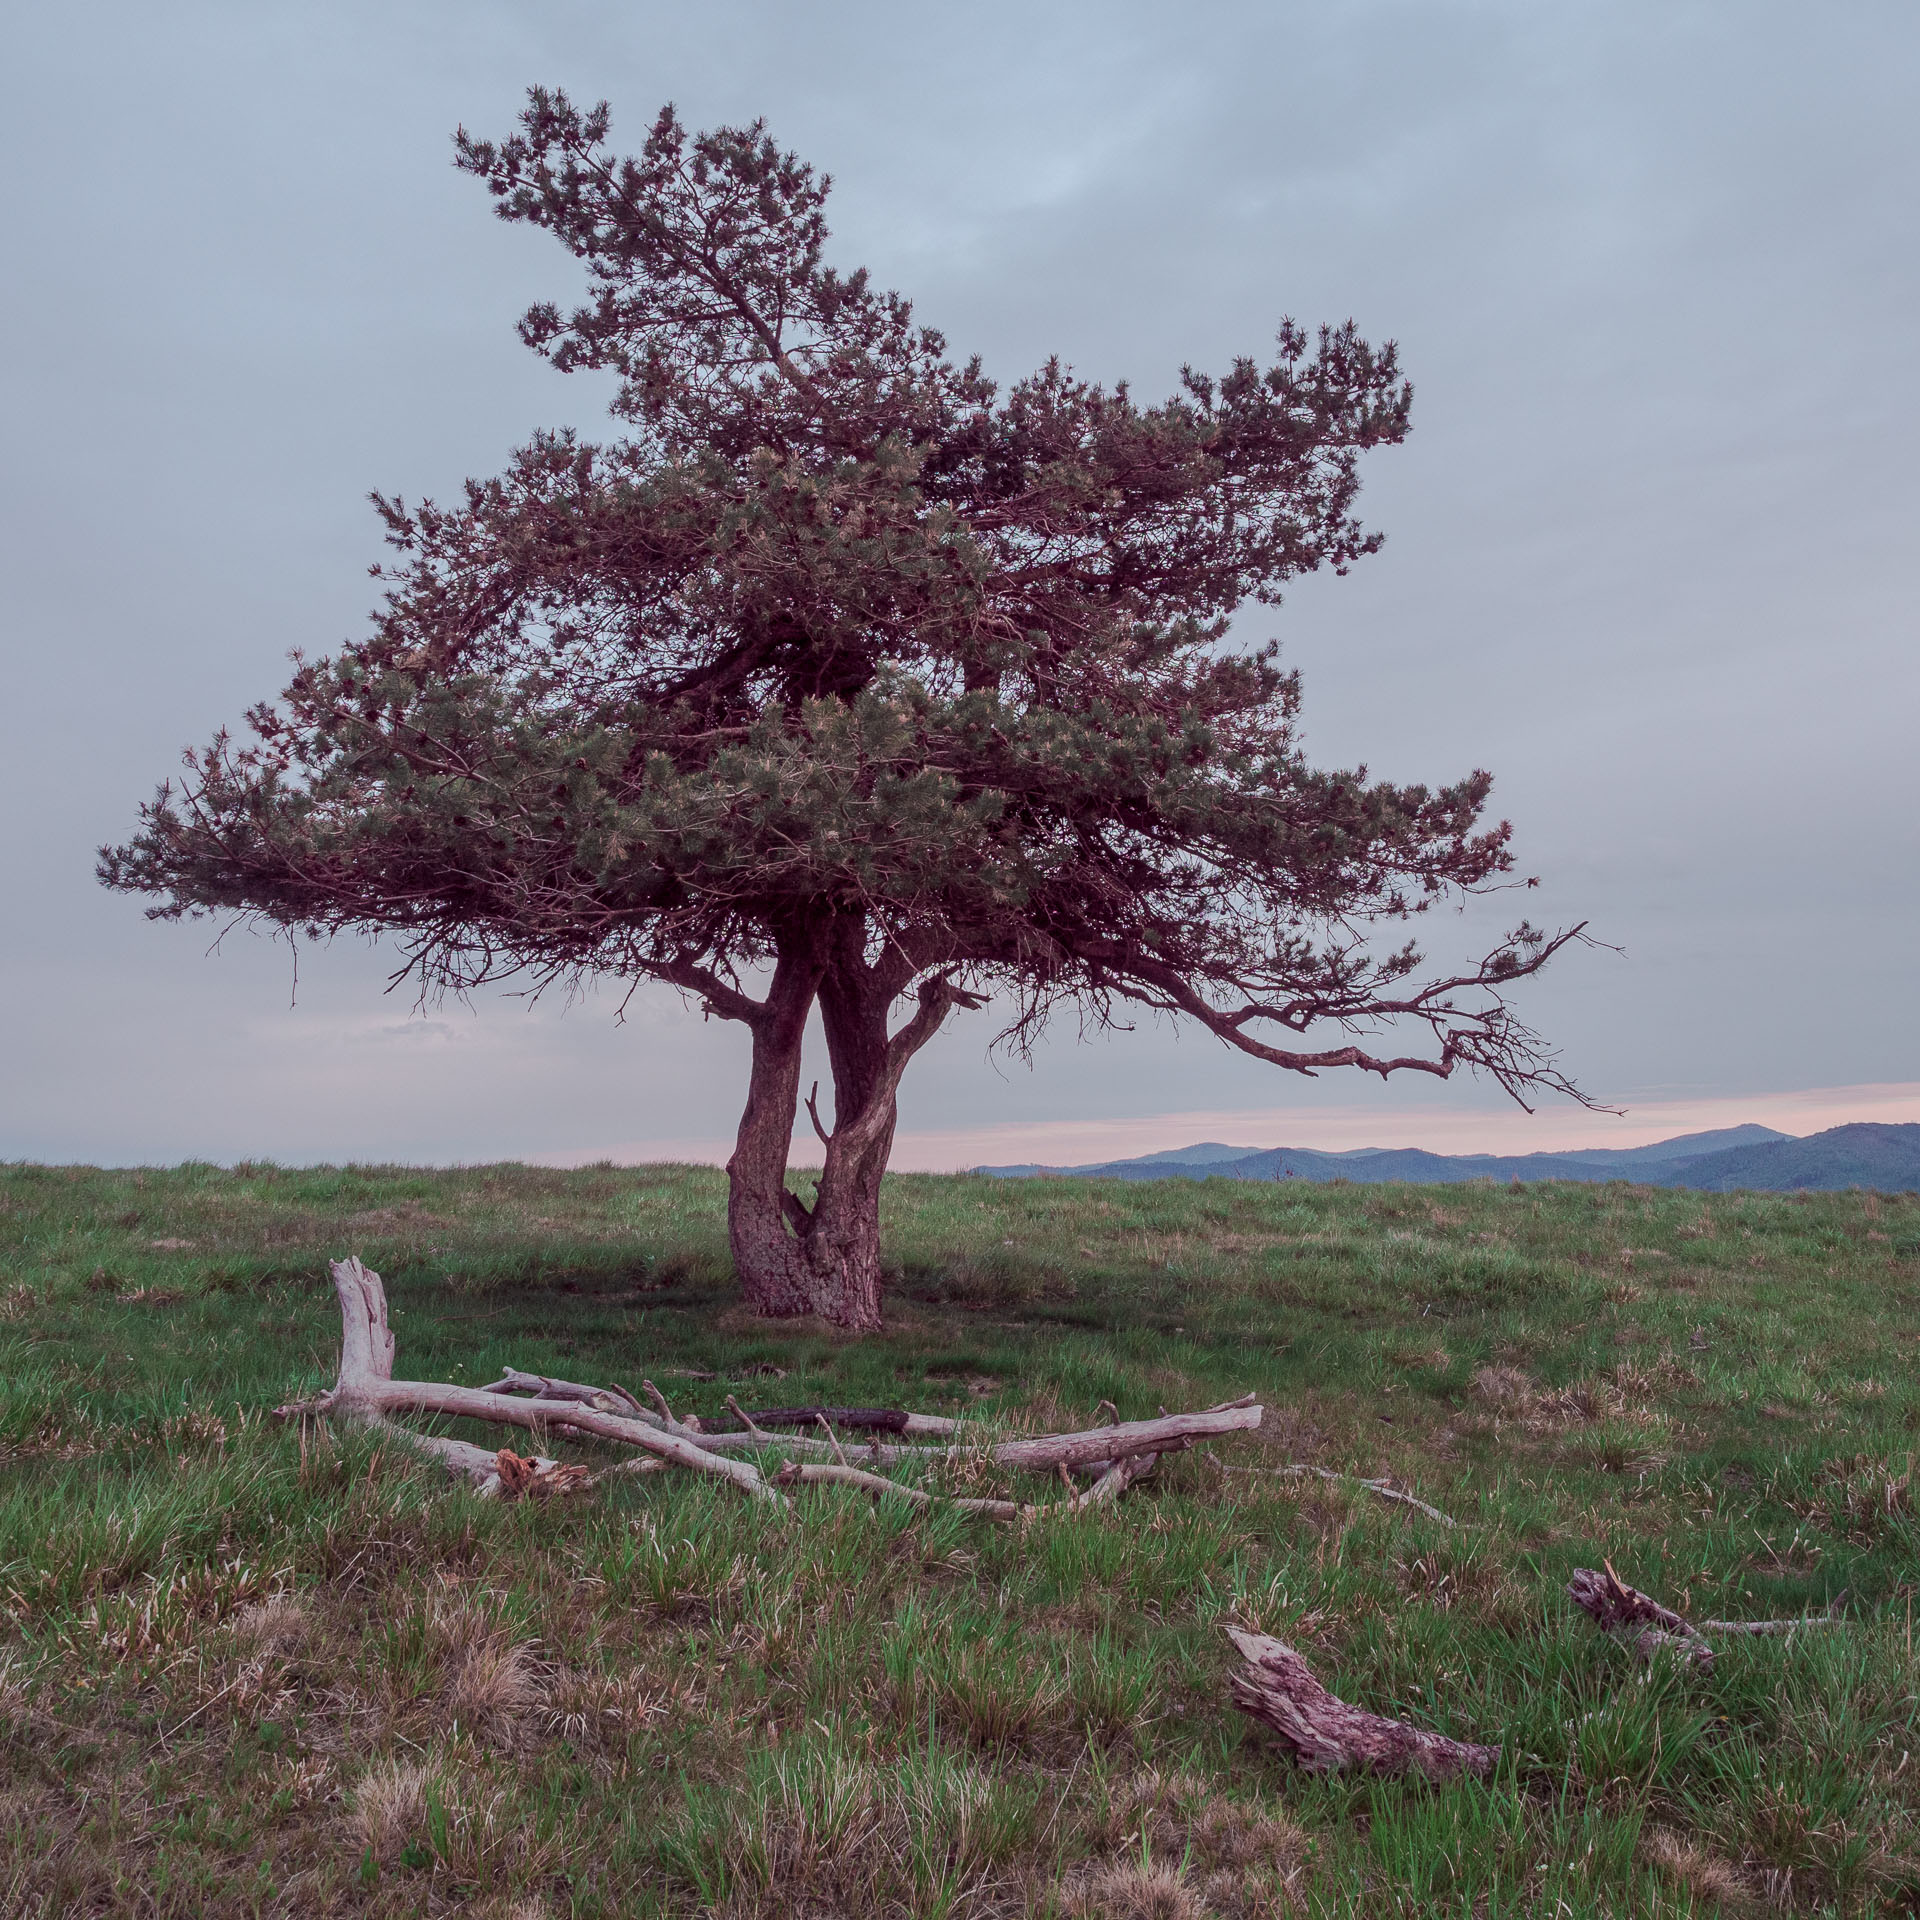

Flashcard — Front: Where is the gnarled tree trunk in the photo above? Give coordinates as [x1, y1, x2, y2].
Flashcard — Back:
[724, 939, 824, 1318]
[724, 915, 973, 1331]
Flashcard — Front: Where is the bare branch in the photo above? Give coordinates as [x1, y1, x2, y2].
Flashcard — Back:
[281, 1259, 781, 1502]
[479, 1366, 645, 1416]
[1210, 1456, 1455, 1526]
[1569, 1565, 1851, 1664]
[813, 1411, 850, 1468]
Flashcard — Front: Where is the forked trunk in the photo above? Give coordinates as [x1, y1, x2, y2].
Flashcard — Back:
[723, 916, 943, 1332]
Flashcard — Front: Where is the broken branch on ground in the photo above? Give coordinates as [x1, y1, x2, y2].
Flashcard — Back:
[275, 1258, 1261, 1512]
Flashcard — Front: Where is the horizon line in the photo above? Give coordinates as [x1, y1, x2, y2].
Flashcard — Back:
[524, 1080, 1920, 1175]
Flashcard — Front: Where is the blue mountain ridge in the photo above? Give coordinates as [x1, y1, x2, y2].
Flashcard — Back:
[976, 1122, 1920, 1192]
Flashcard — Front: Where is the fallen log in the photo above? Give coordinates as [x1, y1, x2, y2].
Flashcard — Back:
[483, 1376, 960, 1439]
[671, 1401, 1260, 1473]
[277, 1259, 1258, 1514]
[358, 1418, 554, 1497]
[276, 1259, 783, 1503]
[982, 1402, 1260, 1472]
[1226, 1627, 1500, 1779]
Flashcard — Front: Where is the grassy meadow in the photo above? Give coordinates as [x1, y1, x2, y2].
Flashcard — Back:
[2, 1160, 1919, 1916]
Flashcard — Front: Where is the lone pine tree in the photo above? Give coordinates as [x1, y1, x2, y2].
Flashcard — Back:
[103, 91, 1586, 1330]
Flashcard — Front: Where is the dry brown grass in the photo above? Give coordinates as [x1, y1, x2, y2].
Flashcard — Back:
[1062, 1861, 1208, 1918]
[226, 1595, 310, 1658]
[1642, 1825, 1764, 1911]
[350, 1756, 436, 1864]
[1469, 1363, 1535, 1408]
[447, 1637, 546, 1744]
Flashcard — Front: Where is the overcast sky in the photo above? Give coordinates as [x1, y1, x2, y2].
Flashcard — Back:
[3, 1, 1916, 1169]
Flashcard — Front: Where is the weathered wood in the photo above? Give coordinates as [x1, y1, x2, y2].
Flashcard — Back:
[338, 1374, 780, 1499]
[1699, 1613, 1845, 1636]
[284, 1261, 1258, 1511]
[990, 1402, 1261, 1471]
[492, 1449, 595, 1499]
[1567, 1565, 1715, 1666]
[1070, 1450, 1161, 1510]
[478, 1367, 646, 1417]
[1569, 1564, 1849, 1662]
[331, 1255, 395, 1384]
[279, 1259, 783, 1503]
[1226, 1628, 1500, 1779]
[724, 1404, 959, 1436]
[361, 1418, 541, 1497]
[682, 1402, 1258, 1472]
[772, 1447, 1160, 1522]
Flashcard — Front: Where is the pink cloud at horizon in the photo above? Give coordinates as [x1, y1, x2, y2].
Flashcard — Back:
[528, 1080, 1920, 1174]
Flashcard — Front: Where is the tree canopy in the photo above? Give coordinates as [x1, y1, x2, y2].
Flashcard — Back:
[102, 90, 1586, 1327]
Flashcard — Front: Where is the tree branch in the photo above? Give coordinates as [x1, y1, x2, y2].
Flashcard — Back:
[280, 1259, 783, 1502]
[804, 1078, 831, 1146]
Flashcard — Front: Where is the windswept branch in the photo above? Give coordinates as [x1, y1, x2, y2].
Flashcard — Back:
[1087, 924, 1598, 1109]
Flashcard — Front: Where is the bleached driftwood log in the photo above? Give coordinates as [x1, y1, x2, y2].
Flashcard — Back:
[678, 1397, 1262, 1471]
[480, 1374, 958, 1438]
[1226, 1627, 1500, 1779]
[279, 1259, 1261, 1514]
[479, 1367, 646, 1416]
[483, 1366, 1255, 1476]
[280, 1258, 782, 1502]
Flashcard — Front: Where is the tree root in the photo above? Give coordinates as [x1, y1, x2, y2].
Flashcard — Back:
[1226, 1628, 1500, 1779]
[582, 1375, 1256, 1476]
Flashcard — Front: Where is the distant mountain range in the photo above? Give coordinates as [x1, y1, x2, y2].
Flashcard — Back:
[976, 1122, 1920, 1192]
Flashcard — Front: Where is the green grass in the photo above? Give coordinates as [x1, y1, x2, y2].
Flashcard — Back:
[2, 1160, 1919, 1915]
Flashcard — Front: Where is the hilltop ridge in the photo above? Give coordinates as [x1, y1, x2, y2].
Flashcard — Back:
[978, 1121, 1920, 1192]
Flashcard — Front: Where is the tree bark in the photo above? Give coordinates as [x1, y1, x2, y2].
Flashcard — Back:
[794, 920, 900, 1329]
[1226, 1628, 1500, 1779]
[725, 937, 825, 1318]
[723, 913, 967, 1332]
